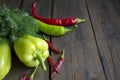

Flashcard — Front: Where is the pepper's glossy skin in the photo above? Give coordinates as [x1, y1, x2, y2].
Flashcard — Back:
[0, 43, 11, 80]
[32, 2, 86, 26]
[35, 19, 77, 36]
[14, 35, 49, 71]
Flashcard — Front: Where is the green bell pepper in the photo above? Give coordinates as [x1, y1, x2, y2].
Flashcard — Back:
[0, 41, 11, 80]
[14, 35, 49, 71]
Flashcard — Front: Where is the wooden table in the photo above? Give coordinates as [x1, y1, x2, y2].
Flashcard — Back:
[0, 0, 120, 80]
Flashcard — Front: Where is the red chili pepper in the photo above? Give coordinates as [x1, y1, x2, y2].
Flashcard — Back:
[28, 78, 32, 80]
[20, 73, 27, 80]
[32, 2, 86, 26]
[42, 34, 61, 54]
[51, 50, 64, 77]
[47, 56, 58, 73]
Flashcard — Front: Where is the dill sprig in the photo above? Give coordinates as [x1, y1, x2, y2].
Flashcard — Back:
[0, 5, 39, 43]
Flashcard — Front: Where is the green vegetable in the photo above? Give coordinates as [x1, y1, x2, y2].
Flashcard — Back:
[0, 5, 39, 43]
[0, 5, 75, 78]
[0, 39, 11, 80]
[0, 5, 77, 41]
[28, 66, 38, 80]
[35, 19, 78, 36]
[14, 35, 49, 71]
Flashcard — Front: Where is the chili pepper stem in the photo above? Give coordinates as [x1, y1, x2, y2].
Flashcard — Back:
[51, 50, 64, 77]
[64, 25, 78, 32]
[61, 50, 64, 58]
[30, 66, 38, 79]
[32, 2, 84, 26]
[42, 34, 47, 40]
[36, 51, 47, 71]
[77, 18, 86, 23]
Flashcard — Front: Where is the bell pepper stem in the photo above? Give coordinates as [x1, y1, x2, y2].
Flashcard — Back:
[30, 66, 38, 79]
[36, 53, 47, 71]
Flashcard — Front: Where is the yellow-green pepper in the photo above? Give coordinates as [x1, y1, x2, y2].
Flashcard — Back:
[14, 35, 49, 71]
[0, 42, 11, 80]
[35, 19, 78, 36]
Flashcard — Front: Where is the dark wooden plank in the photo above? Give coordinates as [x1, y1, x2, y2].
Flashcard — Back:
[21, 0, 52, 80]
[0, 0, 21, 8]
[51, 0, 106, 80]
[86, 0, 120, 80]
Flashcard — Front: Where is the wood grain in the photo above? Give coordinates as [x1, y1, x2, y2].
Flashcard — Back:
[86, 0, 120, 80]
[1, 0, 120, 80]
[51, 0, 106, 80]
[0, 0, 21, 8]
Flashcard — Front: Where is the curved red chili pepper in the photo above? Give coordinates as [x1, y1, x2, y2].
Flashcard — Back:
[46, 40, 61, 54]
[48, 56, 59, 73]
[51, 50, 64, 77]
[32, 2, 86, 26]
[42, 34, 61, 54]
[20, 73, 27, 80]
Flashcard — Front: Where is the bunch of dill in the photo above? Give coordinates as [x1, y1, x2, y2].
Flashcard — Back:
[0, 5, 40, 43]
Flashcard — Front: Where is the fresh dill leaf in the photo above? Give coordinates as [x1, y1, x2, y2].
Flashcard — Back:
[0, 5, 40, 43]
[0, 5, 11, 37]
[0, 4, 10, 17]
[10, 9, 39, 37]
